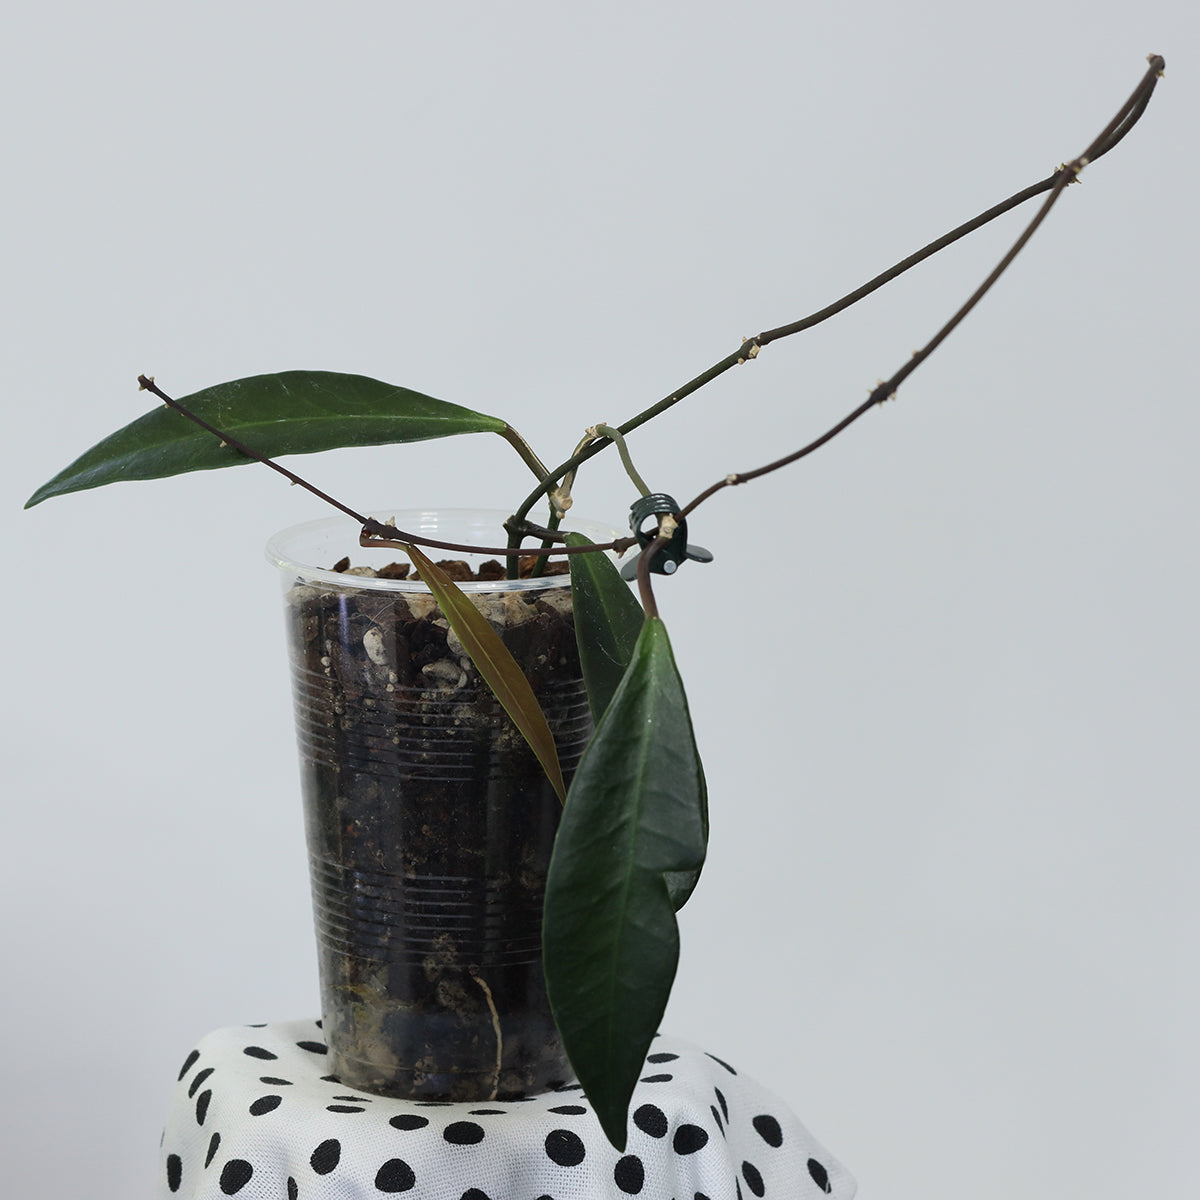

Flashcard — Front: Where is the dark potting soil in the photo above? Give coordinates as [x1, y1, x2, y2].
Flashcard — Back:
[286, 558, 590, 1101]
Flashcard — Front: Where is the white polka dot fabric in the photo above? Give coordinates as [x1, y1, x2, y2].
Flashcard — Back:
[160, 1020, 857, 1199]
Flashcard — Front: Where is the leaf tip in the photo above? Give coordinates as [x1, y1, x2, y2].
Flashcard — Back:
[24, 480, 58, 509]
[600, 1113, 629, 1153]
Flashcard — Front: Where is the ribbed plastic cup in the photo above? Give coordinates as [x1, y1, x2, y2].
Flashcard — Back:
[267, 510, 615, 1101]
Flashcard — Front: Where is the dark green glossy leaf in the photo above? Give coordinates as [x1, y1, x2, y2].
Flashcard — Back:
[565, 532, 706, 911]
[25, 370, 507, 507]
[543, 617, 707, 1150]
[564, 531, 645, 722]
[403, 543, 566, 803]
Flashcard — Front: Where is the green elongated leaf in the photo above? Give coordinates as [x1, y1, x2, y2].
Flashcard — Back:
[25, 370, 507, 507]
[564, 531, 645, 722]
[564, 532, 706, 911]
[404, 543, 566, 803]
[543, 617, 708, 1150]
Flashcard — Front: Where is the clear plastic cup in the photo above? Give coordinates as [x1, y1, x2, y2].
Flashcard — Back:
[266, 509, 617, 1100]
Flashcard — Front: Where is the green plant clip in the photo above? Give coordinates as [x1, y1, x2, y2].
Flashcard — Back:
[619, 493, 714, 580]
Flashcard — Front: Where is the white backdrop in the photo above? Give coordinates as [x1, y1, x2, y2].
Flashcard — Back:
[3, 3, 1196, 1198]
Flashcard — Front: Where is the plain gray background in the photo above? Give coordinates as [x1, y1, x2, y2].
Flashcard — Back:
[3, 2, 1196, 1197]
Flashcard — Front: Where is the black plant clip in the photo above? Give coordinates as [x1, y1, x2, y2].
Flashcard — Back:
[619, 493, 714, 580]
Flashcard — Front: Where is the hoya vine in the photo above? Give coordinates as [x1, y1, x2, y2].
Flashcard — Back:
[24, 55, 1165, 1152]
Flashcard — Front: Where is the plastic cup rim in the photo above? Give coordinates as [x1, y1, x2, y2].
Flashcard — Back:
[265, 507, 623, 594]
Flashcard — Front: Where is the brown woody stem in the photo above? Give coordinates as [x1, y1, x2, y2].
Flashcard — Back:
[512, 55, 1164, 529]
[136, 375, 634, 561]
[678, 55, 1165, 519]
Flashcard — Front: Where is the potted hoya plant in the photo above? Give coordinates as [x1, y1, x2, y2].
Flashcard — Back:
[22, 57, 1164, 1152]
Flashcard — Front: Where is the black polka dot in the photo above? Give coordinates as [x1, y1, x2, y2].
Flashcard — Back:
[310, 1138, 341, 1174]
[808, 1158, 832, 1193]
[443, 1121, 485, 1145]
[195, 1090, 212, 1126]
[547, 1105, 587, 1115]
[710, 1105, 725, 1135]
[166, 1153, 182, 1192]
[673, 1124, 709, 1155]
[287, 1178, 297, 1200]
[460, 1190, 492, 1200]
[326, 1105, 365, 1113]
[315, 1019, 323, 1028]
[247, 1023, 267, 1028]
[467, 1108, 506, 1115]
[389, 1114, 429, 1131]
[188, 1068, 215, 1099]
[736, 1183, 743, 1200]
[696, 1194, 712, 1200]
[614, 1154, 645, 1194]
[249, 1095, 282, 1116]
[753, 1114, 783, 1148]
[320, 1075, 341, 1083]
[205, 1132, 221, 1167]
[296, 1040, 328, 1054]
[219, 1159, 254, 1195]
[742, 1161, 765, 1198]
[242, 1045, 277, 1060]
[640, 1073, 673, 1083]
[714, 1088, 729, 1121]
[633, 1104, 668, 1138]
[545, 1128, 586, 1166]
[260, 1076, 293, 1086]
[177, 1050, 199, 1080]
[333, 1094, 372, 1103]
[647, 1052, 679, 1063]
[374, 1158, 416, 1192]
[706, 1052, 737, 1074]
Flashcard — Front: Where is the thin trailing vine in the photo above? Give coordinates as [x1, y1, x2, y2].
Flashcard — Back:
[136, 374, 636, 560]
[135, 56, 1163, 609]
[679, 52, 1166, 523]
[508, 54, 1166, 545]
